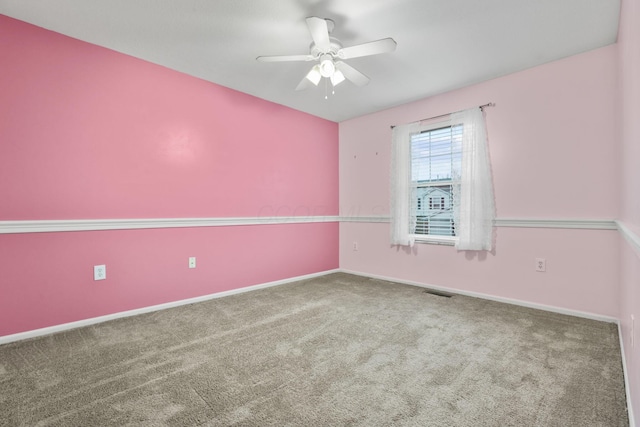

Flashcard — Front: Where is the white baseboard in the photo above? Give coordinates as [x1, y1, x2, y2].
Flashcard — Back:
[339, 268, 618, 323]
[618, 321, 636, 427]
[8, 267, 613, 344]
[0, 269, 340, 345]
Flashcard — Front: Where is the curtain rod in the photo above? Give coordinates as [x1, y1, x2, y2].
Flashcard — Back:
[390, 102, 495, 129]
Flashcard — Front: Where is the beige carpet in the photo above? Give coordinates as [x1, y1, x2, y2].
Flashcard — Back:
[0, 273, 628, 426]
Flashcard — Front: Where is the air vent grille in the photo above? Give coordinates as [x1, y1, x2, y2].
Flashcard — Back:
[423, 289, 453, 298]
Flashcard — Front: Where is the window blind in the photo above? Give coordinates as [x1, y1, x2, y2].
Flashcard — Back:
[410, 125, 462, 237]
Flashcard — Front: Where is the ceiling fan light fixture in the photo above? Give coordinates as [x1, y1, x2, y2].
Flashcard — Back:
[305, 65, 322, 85]
[331, 70, 345, 86]
[319, 54, 335, 78]
[258, 17, 394, 92]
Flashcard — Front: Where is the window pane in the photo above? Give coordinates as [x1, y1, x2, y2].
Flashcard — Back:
[411, 125, 462, 183]
[410, 124, 462, 238]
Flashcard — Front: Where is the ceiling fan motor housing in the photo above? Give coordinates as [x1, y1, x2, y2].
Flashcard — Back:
[310, 37, 343, 59]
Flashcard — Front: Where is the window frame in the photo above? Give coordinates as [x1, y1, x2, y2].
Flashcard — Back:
[410, 122, 461, 246]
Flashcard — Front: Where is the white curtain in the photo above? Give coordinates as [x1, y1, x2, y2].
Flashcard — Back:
[451, 107, 495, 251]
[390, 122, 419, 246]
[390, 106, 495, 250]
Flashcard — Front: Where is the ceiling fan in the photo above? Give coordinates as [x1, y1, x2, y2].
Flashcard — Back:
[256, 17, 397, 91]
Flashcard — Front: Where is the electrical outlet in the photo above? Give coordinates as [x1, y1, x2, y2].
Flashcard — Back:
[189, 257, 196, 269]
[353, 242, 358, 251]
[94, 265, 106, 281]
[535, 258, 546, 272]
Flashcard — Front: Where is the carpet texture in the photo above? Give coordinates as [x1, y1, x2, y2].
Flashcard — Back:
[0, 273, 628, 426]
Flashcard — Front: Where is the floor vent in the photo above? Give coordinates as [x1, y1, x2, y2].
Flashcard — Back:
[423, 289, 453, 298]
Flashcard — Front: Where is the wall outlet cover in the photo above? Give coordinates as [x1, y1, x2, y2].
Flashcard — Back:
[94, 265, 106, 281]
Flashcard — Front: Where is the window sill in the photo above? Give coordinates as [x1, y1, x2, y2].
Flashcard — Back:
[413, 236, 457, 246]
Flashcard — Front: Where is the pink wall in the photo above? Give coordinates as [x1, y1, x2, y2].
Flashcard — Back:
[0, 16, 337, 220]
[0, 16, 339, 337]
[342, 224, 619, 315]
[618, 0, 640, 419]
[0, 224, 338, 334]
[340, 45, 620, 317]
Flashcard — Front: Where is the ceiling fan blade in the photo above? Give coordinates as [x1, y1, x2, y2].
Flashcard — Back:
[306, 17, 331, 52]
[256, 54, 314, 62]
[338, 38, 397, 59]
[335, 61, 370, 87]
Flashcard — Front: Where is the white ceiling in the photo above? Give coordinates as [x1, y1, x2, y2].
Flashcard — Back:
[0, 0, 620, 122]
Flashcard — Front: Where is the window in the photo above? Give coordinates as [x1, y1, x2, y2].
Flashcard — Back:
[390, 107, 494, 250]
[410, 125, 462, 240]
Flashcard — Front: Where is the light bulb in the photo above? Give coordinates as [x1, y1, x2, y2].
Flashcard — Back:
[319, 54, 335, 78]
[305, 65, 322, 86]
[330, 70, 345, 86]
